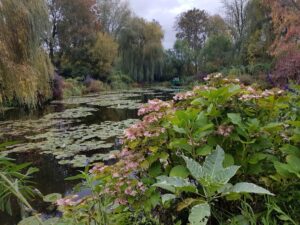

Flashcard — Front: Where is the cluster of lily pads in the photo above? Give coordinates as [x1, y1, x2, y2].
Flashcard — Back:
[0, 88, 177, 167]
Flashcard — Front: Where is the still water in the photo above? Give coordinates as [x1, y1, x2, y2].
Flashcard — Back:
[0, 88, 176, 225]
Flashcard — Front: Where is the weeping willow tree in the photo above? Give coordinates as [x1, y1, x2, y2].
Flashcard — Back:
[118, 18, 164, 83]
[0, 0, 53, 108]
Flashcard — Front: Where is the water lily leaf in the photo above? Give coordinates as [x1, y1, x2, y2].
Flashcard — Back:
[188, 203, 210, 225]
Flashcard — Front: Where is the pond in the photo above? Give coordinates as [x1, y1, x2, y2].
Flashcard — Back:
[0, 87, 178, 225]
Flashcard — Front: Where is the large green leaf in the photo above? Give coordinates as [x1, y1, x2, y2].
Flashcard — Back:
[182, 156, 204, 180]
[188, 203, 211, 225]
[227, 182, 274, 195]
[183, 146, 239, 188]
[153, 176, 196, 194]
[202, 146, 239, 185]
[170, 165, 190, 178]
[169, 138, 192, 152]
[228, 113, 242, 126]
[161, 194, 176, 204]
[202, 146, 225, 176]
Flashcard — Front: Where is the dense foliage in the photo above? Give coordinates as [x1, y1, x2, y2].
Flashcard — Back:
[0, 0, 53, 107]
[165, 0, 300, 86]
[50, 75, 300, 224]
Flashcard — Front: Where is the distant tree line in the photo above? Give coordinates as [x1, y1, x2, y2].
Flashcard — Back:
[164, 0, 300, 87]
[0, 0, 299, 107]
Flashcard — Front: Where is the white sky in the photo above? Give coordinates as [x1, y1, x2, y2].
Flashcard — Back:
[129, 0, 223, 49]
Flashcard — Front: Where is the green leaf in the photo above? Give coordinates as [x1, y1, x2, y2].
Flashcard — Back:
[188, 203, 210, 225]
[228, 113, 242, 125]
[177, 198, 205, 211]
[228, 182, 274, 195]
[286, 155, 300, 173]
[262, 122, 283, 132]
[43, 193, 62, 203]
[169, 138, 192, 152]
[248, 153, 268, 164]
[274, 161, 295, 177]
[182, 156, 204, 180]
[196, 145, 212, 156]
[153, 176, 196, 194]
[223, 153, 234, 167]
[18, 216, 40, 225]
[202, 145, 225, 176]
[173, 125, 186, 134]
[202, 146, 239, 185]
[184, 146, 239, 189]
[170, 165, 190, 178]
[279, 145, 300, 156]
[161, 194, 176, 204]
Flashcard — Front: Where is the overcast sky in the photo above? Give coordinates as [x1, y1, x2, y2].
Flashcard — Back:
[129, 0, 223, 49]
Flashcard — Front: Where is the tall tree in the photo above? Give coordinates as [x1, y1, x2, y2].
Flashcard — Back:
[207, 14, 229, 38]
[176, 8, 208, 50]
[263, 0, 300, 56]
[0, 0, 53, 107]
[94, 0, 131, 38]
[175, 8, 209, 73]
[222, 0, 249, 63]
[46, 0, 61, 62]
[118, 18, 164, 82]
[89, 32, 118, 79]
[55, 0, 101, 77]
[263, 0, 300, 86]
[244, 0, 273, 64]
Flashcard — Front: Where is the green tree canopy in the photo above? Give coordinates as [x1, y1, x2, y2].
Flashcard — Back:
[0, 0, 53, 107]
[118, 18, 164, 82]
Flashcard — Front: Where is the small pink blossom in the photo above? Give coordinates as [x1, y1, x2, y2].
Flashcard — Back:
[173, 91, 195, 101]
[115, 198, 128, 205]
[124, 187, 137, 196]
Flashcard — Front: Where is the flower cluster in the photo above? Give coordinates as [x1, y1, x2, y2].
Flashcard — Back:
[239, 88, 285, 101]
[216, 125, 234, 137]
[173, 91, 195, 101]
[138, 99, 172, 116]
[203, 73, 223, 81]
[89, 147, 147, 205]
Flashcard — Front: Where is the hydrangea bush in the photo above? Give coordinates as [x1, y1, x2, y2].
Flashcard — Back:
[55, 73, 300, 225]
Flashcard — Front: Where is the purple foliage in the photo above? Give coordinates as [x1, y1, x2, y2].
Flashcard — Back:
[53, 74, 64, 100]
[84, 75, 93, 86]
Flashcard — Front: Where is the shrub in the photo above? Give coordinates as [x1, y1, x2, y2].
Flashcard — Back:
[107, 71, 133, 90]
[84, 79, 110, 93]
[52, 74, 64, 100]
[271, 50, 300, 87]
[63, 78, 84, 97]
[48, 74, 300, 224]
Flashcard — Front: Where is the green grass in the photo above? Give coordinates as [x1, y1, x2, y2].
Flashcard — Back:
[0, 140, 22, 151]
